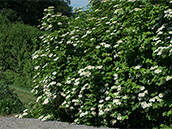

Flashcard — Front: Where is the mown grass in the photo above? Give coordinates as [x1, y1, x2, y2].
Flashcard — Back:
[9, 85, 35, 109]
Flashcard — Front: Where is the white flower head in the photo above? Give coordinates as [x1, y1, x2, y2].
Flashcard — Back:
[52, 72, 57, 75]
[154, 69, 162, 74]
[23, 109, 28, 113]
[43, 98, 49, 105]
[166, 76, 172, 81]
[18, 114, 23, 119]
[140, 86, 145, 91]
[96, 65, 103, 69]
[57, 82, 61, 86]
[159, 93, 163, 98]
[169, 31, 172, 34]
[149, 98, 155, 102]
[138, 92, 145, 97]
[117, 40, 123, 43]
[98, 110, 104, 116]
[157, 49, 163, 55]
[38, 115, 44, 120]
[98, 104, 104, 108]
[150, 65, 158, 70]
[96, 45, 100, 49]
[111, 85, 117, 89]
[84, 71, 91, 77]
[35, 66, 40, 70]
[105, 96, 111, 101]
[114, 73, 118, 80]
[49, 81, 56, 86]
[122, 95, 128, 100]
[113, 99, 120, 104]
[58, 22, 62, 25]
[36, 96, 42, 102]
[80, 111, 88, 117]
[54, 57, 59, 61]
[74, 81, 80, 86]
[134, 65, 141, 70]
[104, 44, 111, 48]
[32, 55, 39, 59]
[117, 115, 122, 120]
[114, 44, 119, 48]
[134, 8, 141, 11]
[41, 115, 51, 121]
[141, 101, 149, 109]
[72, 99, 79, 103]
[99, 100, 104, 103]
[111, 119, 117, 125]
[91, 107, 95, 111]
[86, 65, 95, 70]
[100, 42, 106, 46]
[22, 112, 28, 116]
[91, 111, 96, 115]
[49, 53, 53, 57]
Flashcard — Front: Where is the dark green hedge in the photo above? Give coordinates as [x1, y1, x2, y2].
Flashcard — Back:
[0, 14, 43, 89]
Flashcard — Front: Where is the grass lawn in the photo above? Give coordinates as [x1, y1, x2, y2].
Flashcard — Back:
[9, 85, 35, 109]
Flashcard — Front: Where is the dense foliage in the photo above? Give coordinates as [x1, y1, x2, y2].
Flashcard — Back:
[0, 15, 43, 89]
[22, 0, 172, 128]
[0, 78, 24, 115]
[0, 0, 72, 26]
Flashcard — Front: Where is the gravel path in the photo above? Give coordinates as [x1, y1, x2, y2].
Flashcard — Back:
[0, 116, 117, 129]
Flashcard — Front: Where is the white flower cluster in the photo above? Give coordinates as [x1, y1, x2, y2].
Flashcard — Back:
[150, 65, 158, 70]
[113, 99, 121, 105]
[154, 69, 162, 74]
[154, 45, 172, 56]
[113, 73, 118, 80]
[80, 111, 88, 117]
[22, 109, 28, 117]
[140, 93, 163, 109]
[32, 50, 42, 59]
[114, 8, 123, 14]
[134, 8, 141, 11]
[43, 98, 49, 105]
[65, 77, 72, 84]
[82, 30, 92, 38]
[72, 99, 80, 106]
[74, 78, 80, 86]
[166, 75, 172, 81]
[80, 83, 91, 93]
[41, 114, 51, 121]
[34, 66, 40, 70]
[141, 101, 152, 109]
[138, 90, 148, 99]
[150, 65, 163, 74]
[164, 9, 172, 18]
[149, 94, 163, 103]
[100, 42, 111, 48]
[78, 65, 102, 77]
[134, 65, 141, 70]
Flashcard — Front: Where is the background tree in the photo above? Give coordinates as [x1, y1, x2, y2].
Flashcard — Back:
[0, 0, 72, 26]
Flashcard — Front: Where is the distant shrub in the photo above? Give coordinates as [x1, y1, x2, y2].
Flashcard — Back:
[0, 14, 10, 24]
[0, 15, 43, 89]
[23, 0, 172, 128]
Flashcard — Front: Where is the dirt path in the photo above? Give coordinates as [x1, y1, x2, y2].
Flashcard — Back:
[0, 116, 116, 129]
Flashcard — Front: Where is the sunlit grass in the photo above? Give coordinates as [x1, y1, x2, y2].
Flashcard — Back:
[9, 85, 35, 109]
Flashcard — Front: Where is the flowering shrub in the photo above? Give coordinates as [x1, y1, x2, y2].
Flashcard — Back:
[23, 0, 172, 128]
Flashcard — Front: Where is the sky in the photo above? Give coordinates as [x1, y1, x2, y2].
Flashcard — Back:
[70, 0, 89, 8]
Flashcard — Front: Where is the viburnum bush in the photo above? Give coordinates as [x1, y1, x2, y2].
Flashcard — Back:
[22, 0, 172, 128]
